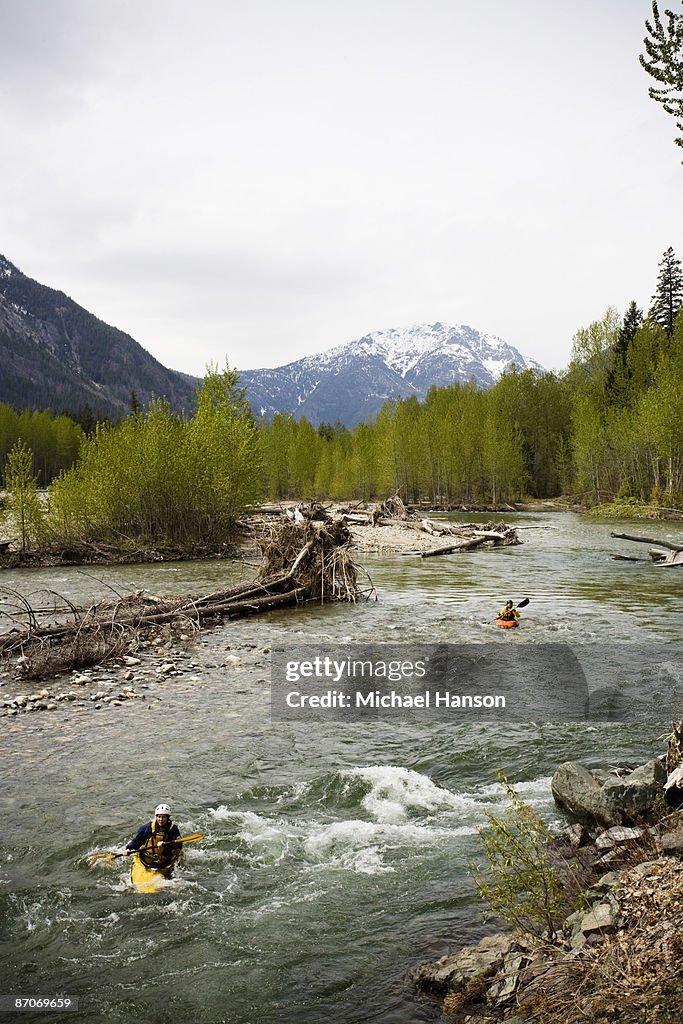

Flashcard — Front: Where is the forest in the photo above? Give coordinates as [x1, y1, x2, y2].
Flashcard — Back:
[261, 246, 683, 508]
[0, 247, 682, 550]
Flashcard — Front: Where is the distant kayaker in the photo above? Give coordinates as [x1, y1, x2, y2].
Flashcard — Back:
[121, 803, 182, 875]
[497, 600, 520, 623]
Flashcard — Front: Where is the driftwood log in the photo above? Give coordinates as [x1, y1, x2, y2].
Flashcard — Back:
[419, 523, 520, 558]
[420, 536, 490, 557]
[0, 517, 372, 680]
[610, 531, 683, 567]
[610, 531, 683, 552]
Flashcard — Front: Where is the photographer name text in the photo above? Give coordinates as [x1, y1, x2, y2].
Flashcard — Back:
[283, 689, 506, 710]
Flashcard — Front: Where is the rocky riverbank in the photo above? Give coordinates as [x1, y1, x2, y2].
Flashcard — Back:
[0, 621, 272, 724]
[412, 743, 683, 1024]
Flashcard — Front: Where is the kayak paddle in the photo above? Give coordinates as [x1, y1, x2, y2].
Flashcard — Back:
[516, 598, 529, 609]
[88, 833, 205, 864]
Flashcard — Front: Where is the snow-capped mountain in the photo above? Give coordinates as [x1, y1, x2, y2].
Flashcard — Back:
[240, 323, 543, 427]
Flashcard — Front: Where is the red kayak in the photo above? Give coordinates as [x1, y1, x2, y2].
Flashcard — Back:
[495, 618, 519, 629]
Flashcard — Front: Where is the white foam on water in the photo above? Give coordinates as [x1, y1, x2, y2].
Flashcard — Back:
[303, 818, 475, 875]
[206, 777, 480, 879]
[209, 804, 242, 821]
[345, 765, 482, 823]
[209, 808, 292, 865]
[478, 776, 554, 805]
[275, 780, 309, 805]
[305, 822, 394, 875]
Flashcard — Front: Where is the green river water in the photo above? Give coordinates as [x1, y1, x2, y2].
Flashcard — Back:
[0, 513, 681, 1024]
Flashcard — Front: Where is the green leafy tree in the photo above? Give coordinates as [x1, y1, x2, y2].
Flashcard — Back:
[371, 403, 400, 497]
[261, 413, 295, 499]
[289, 419, 322, 496]
[572, 394, 610, 502]
[185, 365, 263, 537]
[640, 1, 683, 156]
[637, 352, 683, 500]
[650, 246, 683, 337]
[482, 374, 527, 504]
[2, 440, 44, 551]
[49, 366, 262, 547]
[569, 306, 622, 410]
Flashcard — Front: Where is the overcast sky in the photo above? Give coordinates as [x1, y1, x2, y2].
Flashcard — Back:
[1, 0, 681, 377]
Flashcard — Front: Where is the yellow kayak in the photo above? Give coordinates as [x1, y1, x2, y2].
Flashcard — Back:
[130, 853, 172, 893]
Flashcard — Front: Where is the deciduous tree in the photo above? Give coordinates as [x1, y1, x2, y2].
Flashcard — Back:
[640, 1, 683, 156]
[2, 440, 44, 551]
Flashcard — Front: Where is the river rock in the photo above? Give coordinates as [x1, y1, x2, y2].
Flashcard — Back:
[411, 933, 514, 996]
[601, 759, 666, 823]
[551, 762, 616, 828]
[661, 828, 683, 855]
[594, 826, 644, 850]
[573, 900, 621, 942]
[486, 951, 529, 1006]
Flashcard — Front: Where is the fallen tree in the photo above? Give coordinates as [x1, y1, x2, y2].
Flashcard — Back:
[610, 530, 683, 567]
[0, 517, 373, 680]
[418, 522, 520, 558]
[610, 531, 683, 552]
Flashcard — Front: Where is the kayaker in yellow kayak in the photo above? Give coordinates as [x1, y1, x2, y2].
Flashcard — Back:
[497, 600, 520, 623]
[121, 803, 182, 877]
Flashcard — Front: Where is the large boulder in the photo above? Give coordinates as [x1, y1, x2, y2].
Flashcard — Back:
[602, 759, 666, 823]
[411, 933, 514, 997]
[551, 761, 617, 829]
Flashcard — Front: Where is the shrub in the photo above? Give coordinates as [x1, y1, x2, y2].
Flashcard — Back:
[471, 775, 582, 943]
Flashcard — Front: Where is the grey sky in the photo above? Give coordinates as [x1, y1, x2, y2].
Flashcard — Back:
[0, 0, 681, 376]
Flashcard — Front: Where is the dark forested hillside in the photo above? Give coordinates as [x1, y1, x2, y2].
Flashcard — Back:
[0, 255, 198, 418]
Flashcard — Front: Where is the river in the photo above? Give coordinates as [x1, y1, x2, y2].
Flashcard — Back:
[0, 512, 681, 1023]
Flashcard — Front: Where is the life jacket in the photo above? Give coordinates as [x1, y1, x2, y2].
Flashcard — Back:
[498, 606, 517, 621]
[139, 818, 179, 870]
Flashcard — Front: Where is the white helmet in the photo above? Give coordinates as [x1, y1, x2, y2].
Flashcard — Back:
[155, 803, 171, 816]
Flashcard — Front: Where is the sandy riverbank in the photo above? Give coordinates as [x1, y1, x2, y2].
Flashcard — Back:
[347, 522, 462, 553]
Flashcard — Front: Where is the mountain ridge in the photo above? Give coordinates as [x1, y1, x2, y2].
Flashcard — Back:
[0, 254, 542, 428]
[0, 254, 198, 418]
[240, 322, 543, 426]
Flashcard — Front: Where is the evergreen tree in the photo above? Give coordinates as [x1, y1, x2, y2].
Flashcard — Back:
[605, 301, 643, 406]
[617, 300, 645, 356]
[650, 246, 683, 337]
[640, 1, 683, 156]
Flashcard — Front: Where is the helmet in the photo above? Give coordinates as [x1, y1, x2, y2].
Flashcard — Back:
[155, 803, 171, 816]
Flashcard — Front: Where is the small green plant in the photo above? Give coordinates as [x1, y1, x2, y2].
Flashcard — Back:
[471, 774, 578, 943]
